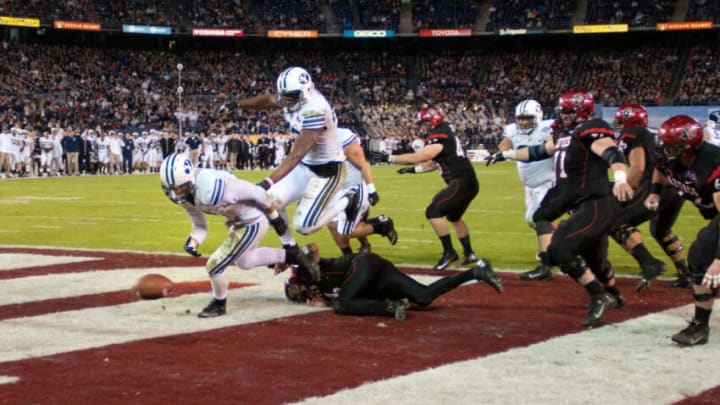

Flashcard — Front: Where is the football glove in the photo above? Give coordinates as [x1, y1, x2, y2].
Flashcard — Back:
[397, 167, 415, 174]
[368, 192, 379, 206]
[216, 101, 237, 114]
[485, 152, 506, 166]
[183, 236, 201, 257]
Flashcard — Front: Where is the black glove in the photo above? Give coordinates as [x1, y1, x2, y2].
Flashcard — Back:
[397, 167, 415, 174]
[485, 152, 506, 166]
[216, 101, 237, 114]
[369, 151, 389, 163]
[269, 215, 288, 236]
[368, 191, 380, 206]
[183, 236, 201, 257]
[257, 178, 272, 191]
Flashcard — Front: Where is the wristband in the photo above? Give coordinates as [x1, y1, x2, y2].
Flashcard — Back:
[502, 150, 517, 160]
[258, 177, 274, 190]
[367, 183, 376, 193]
[268, 210, 279, 220]
[614, 170, 627, 184]
[414, 165, 424, 173]
[650, 182, 662, 194]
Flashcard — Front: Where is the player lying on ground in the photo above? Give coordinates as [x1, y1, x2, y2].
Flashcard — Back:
[283, 252, 503, 321]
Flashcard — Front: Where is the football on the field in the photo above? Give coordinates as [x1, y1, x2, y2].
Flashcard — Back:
[132, 273, 174, 299]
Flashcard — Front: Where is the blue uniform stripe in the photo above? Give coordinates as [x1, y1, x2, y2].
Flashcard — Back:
[302, 171, 343, 229]
[208, 222, 259, 275]
[165, 154, 177, 185]
[210, 178, 225, 205]
[342, 136, 357, 148]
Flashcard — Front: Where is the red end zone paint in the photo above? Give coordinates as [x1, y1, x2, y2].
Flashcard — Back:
[0, 247, 705, 404]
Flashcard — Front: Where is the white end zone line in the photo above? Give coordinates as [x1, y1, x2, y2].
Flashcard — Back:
[291, 303, 720, 405]
[0, 253, 101, 271]
[0, 376, 19, 385]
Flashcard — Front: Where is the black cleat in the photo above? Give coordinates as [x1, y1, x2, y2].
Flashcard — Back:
[387, 298, 410, 322]
[357, 237, 372, 254]
[296, 243, 321, 282]
[433, 250, 459, 271]
[460, 252, 478, 266]
[472, 258, 504, 293]
[519, 264, 555, 281]
[377, 215, 398, 245]
[198, 298, 227, 318]
[672, 320, 710, 346]
[636, 258, 666, 291]
[344, 187, 361, 220]
[581, 292, 617, 327]
[668, 275, 692, 289]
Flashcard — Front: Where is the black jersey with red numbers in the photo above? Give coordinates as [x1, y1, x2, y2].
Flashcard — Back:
[657, 143, 720, 214]
[552, 118, 615, 206]
[617, 126, 657, 188]
[424, 122, 476, 183]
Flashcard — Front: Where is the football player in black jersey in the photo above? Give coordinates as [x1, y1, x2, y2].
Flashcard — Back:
[487, 89, 634, 327]
[389, 105, 481, 271]
[646, 115, 720, 346]
[610, 103, 691, 291]
[284, 252, 503, 321]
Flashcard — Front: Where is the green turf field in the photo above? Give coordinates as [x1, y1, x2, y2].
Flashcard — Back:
[0, 163, 706, 274]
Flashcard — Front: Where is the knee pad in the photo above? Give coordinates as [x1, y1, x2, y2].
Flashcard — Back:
[693, 292, 716, 302]
[594, 261, 615, 284]
[609, 224, 638, 246]
[559, 257, 586, 280]
[425, 204, 441, 220]
[660, 234, 683, 256]
[535, 220, 554, 237]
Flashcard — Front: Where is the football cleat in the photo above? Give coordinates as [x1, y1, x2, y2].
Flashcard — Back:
[581, 292, 617, 327]
[198, 298, 227, 318]
[386, 298, 410, 322]
[672, 320, 710, 346]
[519, 264, 555, 281]
[377, 215, 398, 245]
[636, 258, 666, 291]
[472, 258, 504, 293]
[433, 250, 459, 271]
[357, 237, 372, 254]
[296, 243, 321, 282]
[460, 252, 478, 266]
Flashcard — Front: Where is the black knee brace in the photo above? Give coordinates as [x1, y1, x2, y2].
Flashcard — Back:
[560, 257, 586, 280]
[693, 292, 717, 302]
[610, 224, 638, 246]
[659, 234, 683, 256]
[594, 261, 615, 284]
[535, 220, 554, 237]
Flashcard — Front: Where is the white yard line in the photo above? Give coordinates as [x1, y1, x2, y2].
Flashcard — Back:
[292, 303, 720, 405]
[0, 253, 100, 271]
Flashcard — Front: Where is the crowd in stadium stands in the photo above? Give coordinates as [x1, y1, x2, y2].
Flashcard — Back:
[575, 45, 679, 107]
[485, 0, 577, 32]
[675, 45, 720, 106]
[357, 0, 401, 30]
[253, 0, 326, 32]
[585, 0, 675, 26]
[688, 0, 720, 23]
[412, 0, 478, 32]
[330, 0, 355, 30]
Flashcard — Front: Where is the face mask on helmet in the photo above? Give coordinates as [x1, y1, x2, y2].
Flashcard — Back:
[614, 104, 648, 130]
[556, 89, 594, 129]
[159, 153, 195, 204]
[515, 99, 543, 135]
[276, 67, 314, 113]
[417, 106, 443, 134]
[657, 115, 703, 161]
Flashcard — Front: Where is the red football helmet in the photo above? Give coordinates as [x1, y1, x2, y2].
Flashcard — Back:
[657, 115, 703, 161]
[615, 103, 648, 129]
[556, 89, 595, 126]
[417, 106, 444, 128]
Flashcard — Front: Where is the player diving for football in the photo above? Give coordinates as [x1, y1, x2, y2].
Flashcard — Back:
[159, 153, 319, 318]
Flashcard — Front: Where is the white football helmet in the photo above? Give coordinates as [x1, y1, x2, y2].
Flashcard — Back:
[276, 66, 314, 112]
[159, 153, 195, 204]
[514, 99, 543, 135]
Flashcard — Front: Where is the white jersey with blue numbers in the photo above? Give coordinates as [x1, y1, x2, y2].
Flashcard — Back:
[337, 127, 363, 187]
[282, 89, 344, 166]
[181, 169, 272, 244]
[504, 119, 555, 188]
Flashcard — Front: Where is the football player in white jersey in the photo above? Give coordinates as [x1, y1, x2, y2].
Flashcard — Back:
[326, 127, 397, 254]
[233, 66, 356, 240]
[493, 99, 556, 280]
[159, 153, 320, 318]
[704, 115, 720, 147]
